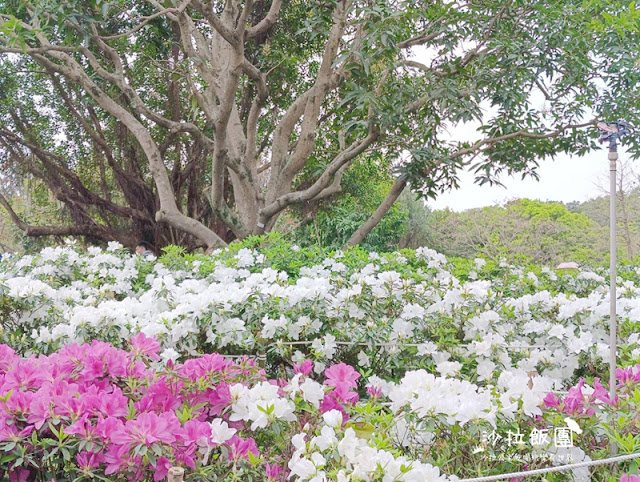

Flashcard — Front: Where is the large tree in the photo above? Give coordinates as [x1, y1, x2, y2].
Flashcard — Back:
[0, 0, 638, 249]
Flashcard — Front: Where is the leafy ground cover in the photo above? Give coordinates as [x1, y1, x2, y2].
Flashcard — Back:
[1, 237, 640, 480]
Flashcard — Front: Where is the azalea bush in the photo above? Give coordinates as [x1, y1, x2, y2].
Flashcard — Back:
[2, 237, 639, 392]
[2, 334, 639, 481]
[537, 366, 640, 482]
[0, 334, 459, 481]
[4, 239, 640, 479]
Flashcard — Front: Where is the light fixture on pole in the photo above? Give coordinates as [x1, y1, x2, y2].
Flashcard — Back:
[597, 119, 628, 454]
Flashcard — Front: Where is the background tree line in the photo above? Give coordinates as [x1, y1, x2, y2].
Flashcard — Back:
[5, 157, 640, 268]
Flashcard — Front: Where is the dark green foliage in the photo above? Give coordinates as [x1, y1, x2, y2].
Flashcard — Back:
[287, 157, 408, 251]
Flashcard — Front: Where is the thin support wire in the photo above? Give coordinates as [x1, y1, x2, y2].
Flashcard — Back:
[458, 452, 640, 482]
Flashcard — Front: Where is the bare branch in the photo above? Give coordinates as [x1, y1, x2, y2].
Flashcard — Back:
[0, 45, 78, 54]
[449, 120, 596, 161]
[242, 58, 268, 165]
[20, 42, 225, 247]
[310, 162, 349, 202]
[236, 0, 254, 38]
[280, 0, 350, 181]
[345, 178, 407, 247]
[0, 128, 151, 222]
[400, 60, 446, 78]
[0, 191, 125, 241]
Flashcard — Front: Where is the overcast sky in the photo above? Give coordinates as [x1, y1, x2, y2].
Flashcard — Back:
[426, 148, 614, 212]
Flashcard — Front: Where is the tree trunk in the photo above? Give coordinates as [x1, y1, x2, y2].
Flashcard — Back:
[345, 179, 407, 247]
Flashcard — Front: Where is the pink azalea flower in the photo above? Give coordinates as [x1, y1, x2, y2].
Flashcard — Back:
[617, 365, 640, 384]
[28, 386, 56, 430]
[266, 462, 285, 480]
[180, 354, 232, 381]
[129, 333, 161, 361]
[366, 385, 382, 399]
[82, 355, 108, 381]
[95, 415, 125, 441]
[5, 390, 34, 417]
[110, 412, 180, 447]
[590, 378, 613, 405]
[207, 383, 232, 416]
[175, 444, 198, 470]
[103, 443, 130, 475]
[9, 467, 30, 482]
[53, 390, 84, 418]
[76, 451, 104, 470]
[227, 435, 259, 461]
[0, 344, 17, 372]
[319, 392, 348, 419]
[97, 387, 129, 418]
[324, 363, 360, 390]
[153, 457, 173, 482]
[3, 359, 47, 390]
[621, 475, 640, 482]
[125, 360, 151, 380]
[0, 421, 34, 443]
[563, 379, 586, 414]
[180, 419, 212, 447]
[64, 414, 97, 440]
[57, 342, 88, 362]
[293, 360, 313, 376]
[135, 380, 181, 413]
[331, 383, 359, 403]
[542, 392, 561, 409]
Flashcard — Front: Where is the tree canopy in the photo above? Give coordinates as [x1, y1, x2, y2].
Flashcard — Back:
[1, 0, 639, 249]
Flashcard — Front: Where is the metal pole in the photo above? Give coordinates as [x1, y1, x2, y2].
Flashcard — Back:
[609, 141, 618, 456]
[597, 119, 628, 456]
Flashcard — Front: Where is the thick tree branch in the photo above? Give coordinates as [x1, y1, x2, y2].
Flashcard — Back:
[21, 41, 226, 248]
[0, 130, 151, 222]
[345, 178, 407, 247]
[344, 118, 596, 248]
[242, 59, 267, 166]
[100, 0, 193, 40]
[281, 1, 350, 181]
[310, 163, 349, 202]
[258, 127, 379, 230]
[449, 120, 596, 161]
[0, 191, 131, 242]
[397, 31, 442, 49]
[190, 0, 240, 46]
[247, 0, 283, 39]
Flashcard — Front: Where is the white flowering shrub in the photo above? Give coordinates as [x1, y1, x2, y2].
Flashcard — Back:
[2, 238, 637, 391]
[2, 237, 640, 479]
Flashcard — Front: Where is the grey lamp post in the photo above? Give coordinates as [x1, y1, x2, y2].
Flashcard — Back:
[597, 119, 628, 454]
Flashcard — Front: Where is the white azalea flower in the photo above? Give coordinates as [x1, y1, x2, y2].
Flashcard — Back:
[209, 419, 236, 445]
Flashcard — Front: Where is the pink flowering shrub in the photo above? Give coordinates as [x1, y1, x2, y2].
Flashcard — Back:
[0, 336, 361, 481]
[540, 367, 640, 477]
